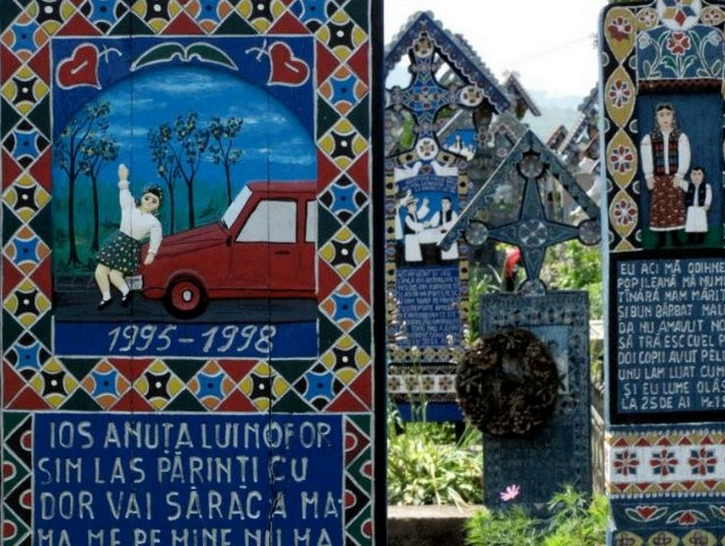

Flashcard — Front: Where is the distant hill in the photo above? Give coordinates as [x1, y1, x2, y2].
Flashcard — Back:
[519, 89, 591, 142]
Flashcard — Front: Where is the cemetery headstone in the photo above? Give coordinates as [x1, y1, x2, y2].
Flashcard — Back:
[601, 1, 725, 542]
[448, 130, 600, 511]
[384, 12, 510, 420]
[0, 1, 384, 544]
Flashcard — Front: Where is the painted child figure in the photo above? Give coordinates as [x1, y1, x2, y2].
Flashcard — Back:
[682, 166, 711, 245]
[94, 163, 163, 309]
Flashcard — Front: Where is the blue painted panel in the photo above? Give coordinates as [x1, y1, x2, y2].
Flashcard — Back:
[637, 92, 724, 248]
[54, 321, 317, 358]
[610, 252, 725, 423]
[480, 292, 591, 513]
[396, 403, 463, 422]
[33, 413, 343, 545]
[637, 25, 724, 81]
[396, 266, 462, 348]
[52, 37, 316, 139]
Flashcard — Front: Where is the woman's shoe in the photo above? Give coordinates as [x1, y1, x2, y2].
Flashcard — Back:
[120, 293, 132, 307]
[98, 298, 112, 310]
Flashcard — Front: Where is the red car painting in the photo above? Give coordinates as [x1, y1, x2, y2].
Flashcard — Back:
[139, 181, 317, 318]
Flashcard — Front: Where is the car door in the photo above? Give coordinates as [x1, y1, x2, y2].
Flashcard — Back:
[233, 198, 299, 295]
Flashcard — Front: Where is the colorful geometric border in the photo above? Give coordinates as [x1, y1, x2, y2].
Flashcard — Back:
[608, 427, 725, 498]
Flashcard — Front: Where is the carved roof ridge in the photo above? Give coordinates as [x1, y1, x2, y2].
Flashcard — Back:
[384, 11, 510, 114]
[503, 72, 542, 117]
[491, 110, 528, 139]
[545, 125, 568, 148]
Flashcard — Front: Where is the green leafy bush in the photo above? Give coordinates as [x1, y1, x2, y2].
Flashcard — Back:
[548, 240, 603, 319]
[387, 408, 483, 506]
[464, 486, 608, 546]
[467, 265, 503, 342]
[465, 506, 540, 546]
[544, 487, 609, 546]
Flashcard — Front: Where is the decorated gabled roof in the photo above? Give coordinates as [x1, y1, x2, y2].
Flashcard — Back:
[490, 111, 529, 142]
[502, 72, 542, 117]
[385, 11, 510, 114]
[440, 130, 600, 285]
[545, 125, 568, 150]
[557, 111, 589, 155]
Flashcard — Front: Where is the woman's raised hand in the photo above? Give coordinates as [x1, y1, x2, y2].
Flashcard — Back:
[118, 163, 129, 181]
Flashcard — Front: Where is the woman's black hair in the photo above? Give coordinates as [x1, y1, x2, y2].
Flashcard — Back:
[691, 165, 706, 176]
[135, 184, 163, 213]
[142, 183, 163, 202]
[653, 102, 678, 132]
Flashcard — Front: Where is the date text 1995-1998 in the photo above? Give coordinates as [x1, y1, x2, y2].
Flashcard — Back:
[54, 321, 318, 359]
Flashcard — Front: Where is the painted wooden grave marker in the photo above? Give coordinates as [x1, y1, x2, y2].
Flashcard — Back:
[0, 1, 384, 544]
[384, 12, 510, 420]
[447, 130, 600, 511]
[601, 1, 725, 542]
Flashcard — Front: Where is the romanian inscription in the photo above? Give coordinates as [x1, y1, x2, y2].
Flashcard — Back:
[33, 414, 342, 546]
[615, 258, 725, 415]
[396, 266, 462, 347]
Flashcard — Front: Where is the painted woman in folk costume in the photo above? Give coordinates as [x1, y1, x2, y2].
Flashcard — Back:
[94, 163, 163, 309]
[640, 103, 691, 248]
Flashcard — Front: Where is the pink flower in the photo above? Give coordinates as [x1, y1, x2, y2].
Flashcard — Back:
[500, 484, 520, 502]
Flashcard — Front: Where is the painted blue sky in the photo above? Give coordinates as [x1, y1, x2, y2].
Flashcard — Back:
[76, 66, 316, 188]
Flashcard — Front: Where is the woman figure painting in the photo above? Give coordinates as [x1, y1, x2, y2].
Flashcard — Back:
[95, 163, 163, 309]
[640, 103, 691, 248]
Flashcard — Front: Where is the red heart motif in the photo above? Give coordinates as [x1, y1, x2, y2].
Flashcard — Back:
[268, 42, 309, 87]
[57, 44, 100, 89]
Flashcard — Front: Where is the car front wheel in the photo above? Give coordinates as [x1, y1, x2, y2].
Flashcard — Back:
[164, 276, 208, 319]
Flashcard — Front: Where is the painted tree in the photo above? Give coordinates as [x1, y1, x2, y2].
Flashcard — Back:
[55, 101, 112, 265]
[208, 116, 243, 205]
[158, 112, 210, 229]
[148, 126, 180, 233]
[79, 133, 120, 251]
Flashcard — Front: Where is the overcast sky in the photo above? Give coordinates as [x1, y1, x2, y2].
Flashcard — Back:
[384, 0, 608, 98]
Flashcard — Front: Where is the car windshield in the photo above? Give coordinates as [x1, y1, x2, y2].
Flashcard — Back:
[220, 186, 253, 229]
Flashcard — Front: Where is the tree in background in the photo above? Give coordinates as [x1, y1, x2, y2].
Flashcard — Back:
[55, 101, 112, 265]
[166, 112, 210, 229]
[79, 133, 120, 251]
[208, 116, 243, 205]
[148, 126, 181, 233]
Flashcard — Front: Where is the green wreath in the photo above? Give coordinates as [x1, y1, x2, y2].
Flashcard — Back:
[456, 328, 559, 436]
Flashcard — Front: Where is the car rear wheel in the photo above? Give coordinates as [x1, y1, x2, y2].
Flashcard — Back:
[164, 277, 208, 319]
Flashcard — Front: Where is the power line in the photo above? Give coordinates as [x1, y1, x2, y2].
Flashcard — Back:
[499, 34, 597, 66]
